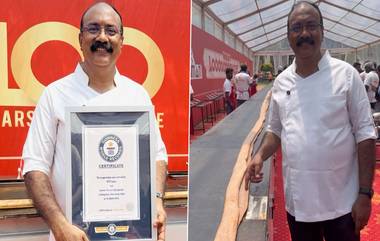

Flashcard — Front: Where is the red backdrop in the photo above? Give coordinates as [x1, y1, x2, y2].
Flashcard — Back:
[0, 0, 191, 178]
[191, 26, 253, 125]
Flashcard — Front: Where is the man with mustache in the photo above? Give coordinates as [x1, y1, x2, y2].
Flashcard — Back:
[22, 2, 168, 241]
[244, 1, 376, 241]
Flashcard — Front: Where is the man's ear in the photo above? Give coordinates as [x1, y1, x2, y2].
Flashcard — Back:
[79, 33, 83, 50]
[120, 35, 124, 48]
[321, 25, 324, 39]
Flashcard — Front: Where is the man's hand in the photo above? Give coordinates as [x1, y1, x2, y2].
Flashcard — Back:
[243, 132, 280, 191]
[155, 159, 167, 241]
[52, 221, 89, 241]
[154, 199, 167, 241]
[352, 195, 372, 235]
[25, 171, 89, 241]
[244, 154, 264, 190]
[354, 138, 375, 234]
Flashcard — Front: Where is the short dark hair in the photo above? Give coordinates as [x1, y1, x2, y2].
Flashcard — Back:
[287, 1, 323, 32]
[225, 68, 233, 75]
[353, 62, 361, 68]
[80, 2, 124, 36]
[240, 64, 247, 72]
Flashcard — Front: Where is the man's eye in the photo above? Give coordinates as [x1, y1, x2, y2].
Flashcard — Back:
[88, 26, 99, 33]
[108, 30, 116, 34]
[307, 23, 318, 29]
[106, 28, 118, 35]
[291, 25, 301, 32]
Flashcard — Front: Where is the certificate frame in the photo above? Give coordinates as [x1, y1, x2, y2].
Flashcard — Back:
[65, 106, 157, 241]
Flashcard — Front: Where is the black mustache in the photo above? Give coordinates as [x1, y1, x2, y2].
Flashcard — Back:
[90, 41, 113, 53]
[296, 36, 315, 47]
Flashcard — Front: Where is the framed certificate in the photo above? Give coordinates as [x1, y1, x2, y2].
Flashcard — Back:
[65, 106, 156, 241]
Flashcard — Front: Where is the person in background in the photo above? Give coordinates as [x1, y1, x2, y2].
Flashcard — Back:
[223, 68, 234, 114]
[363, 61, 379, 110]
[360, 61, 371, 82]
[234, 64, 251, 107]
[245, 2, 376, 241]
[353, 62, 363, 74]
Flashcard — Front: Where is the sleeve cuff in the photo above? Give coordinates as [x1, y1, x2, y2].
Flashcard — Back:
[266, 126, 281, 139]
[355, 127, 377, 143]
[22, 158, 51, 177]
[155, 153, 168, 163]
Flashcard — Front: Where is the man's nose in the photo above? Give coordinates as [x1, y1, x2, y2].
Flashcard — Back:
[96, 28, 108, 41]
[299, 25, 312, 36]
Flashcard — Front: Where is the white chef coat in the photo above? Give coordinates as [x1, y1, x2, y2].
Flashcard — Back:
[234, 72, 250, 100]
[22, 64, 168, 241]
[267, 51, 376, 222]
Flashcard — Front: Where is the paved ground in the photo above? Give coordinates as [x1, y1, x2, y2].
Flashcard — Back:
[188, 87, 271, 241]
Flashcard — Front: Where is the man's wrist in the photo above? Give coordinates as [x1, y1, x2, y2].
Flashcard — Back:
[50, 216, 70, 237]
[358, 187, 374, 199]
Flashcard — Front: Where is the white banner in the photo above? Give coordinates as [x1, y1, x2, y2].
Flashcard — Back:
[203, 48, 240, 79]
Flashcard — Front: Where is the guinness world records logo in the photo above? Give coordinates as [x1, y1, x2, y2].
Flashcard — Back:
[99, 135, 123, 162]
[107, 223, 117, 236]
